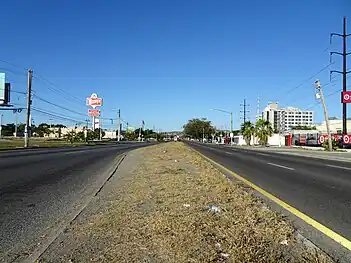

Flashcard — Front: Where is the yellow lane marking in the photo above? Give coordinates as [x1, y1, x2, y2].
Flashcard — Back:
[193, 147, 351, 251]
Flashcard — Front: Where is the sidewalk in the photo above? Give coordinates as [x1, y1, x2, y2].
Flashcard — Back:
[39, 143, 332, 263]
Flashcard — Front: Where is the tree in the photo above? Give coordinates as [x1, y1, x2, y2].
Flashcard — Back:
[240, 121, 255, 145]
[291, 125, 316, 130]
[255, 119, 273, 146]
[64, 130, 78, 144]
[125, 131, 137, 141]
[183, 118, 215, 140]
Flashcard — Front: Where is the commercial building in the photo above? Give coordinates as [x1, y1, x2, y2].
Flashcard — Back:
[262, 103, 314, 132]
[315, 119, 351, 134]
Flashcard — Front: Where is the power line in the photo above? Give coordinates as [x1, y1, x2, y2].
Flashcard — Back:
[32, 107, 88, 124]
[286, 62, 334, 95]
[33, 94, 87, 117]
[33, 74, 85, 105]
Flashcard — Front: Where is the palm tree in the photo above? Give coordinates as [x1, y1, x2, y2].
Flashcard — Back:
[240, 121, 255, 145]
[255, 119, 273, 146]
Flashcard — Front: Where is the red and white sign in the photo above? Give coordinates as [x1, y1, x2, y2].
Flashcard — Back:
[318, 134, 339, 144]
[343, 134, 351, 144]
[86, 93, 103, 108]
[318, 135, 325, 144]
[342, 91, 351, 103]
[88, 109, 100, 117]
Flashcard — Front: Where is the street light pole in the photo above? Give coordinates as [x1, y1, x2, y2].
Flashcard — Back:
[211, 108, 233, 131]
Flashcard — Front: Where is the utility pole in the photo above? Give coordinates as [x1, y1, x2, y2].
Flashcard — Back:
[230, 112, 233, 132]
[315, 80, 333, 151]
[256, 96, 261, 122]
[0, 113, 3, 139]
[117, 109, 121, 141]
[330, 16, 351, 135]
[99, 118, 102, 141]
[202, 127, 205, 142]
[240, 99, 250, 124]
[24, 69, 33, 148]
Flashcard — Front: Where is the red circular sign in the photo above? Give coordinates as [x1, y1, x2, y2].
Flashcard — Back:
[319, 135, 325, 143]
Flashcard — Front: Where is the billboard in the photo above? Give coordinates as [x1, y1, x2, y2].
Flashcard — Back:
[0, 73, 5, 104]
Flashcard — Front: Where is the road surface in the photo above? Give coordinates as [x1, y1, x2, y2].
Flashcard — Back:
[187, 142, 351, 261]
[0, 143, 149, 262]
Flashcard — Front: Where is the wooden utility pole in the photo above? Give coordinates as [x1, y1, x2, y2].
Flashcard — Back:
[315, 80, 333, 151]
[24, 69, 33, 148]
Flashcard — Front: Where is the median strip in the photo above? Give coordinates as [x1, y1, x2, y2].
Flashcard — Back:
[39, 142, 333, 263]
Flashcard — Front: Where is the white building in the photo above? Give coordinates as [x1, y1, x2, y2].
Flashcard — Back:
[315, 119, 351, 134]
[262, 103, 314, 132]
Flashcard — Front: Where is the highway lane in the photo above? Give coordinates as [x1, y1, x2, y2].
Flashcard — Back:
[0, 143, 149, 262]
[187, 142, 351, 258]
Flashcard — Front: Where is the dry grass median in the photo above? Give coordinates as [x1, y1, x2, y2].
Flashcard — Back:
[40, 142, 333, 263]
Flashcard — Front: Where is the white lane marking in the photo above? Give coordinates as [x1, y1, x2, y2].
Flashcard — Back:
[326, 164, 351, 171]
[257, 152, 269, 156]
[63, 150, 88, 155]
[225, 151, 233, 155]
[267, 162, 295, 171]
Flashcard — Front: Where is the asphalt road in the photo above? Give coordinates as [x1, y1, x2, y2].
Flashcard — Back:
[187, 142, 351, 260]
[0, 143, 149, 263]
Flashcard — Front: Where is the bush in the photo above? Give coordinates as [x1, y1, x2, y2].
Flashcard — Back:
[322, 139, 338, 151]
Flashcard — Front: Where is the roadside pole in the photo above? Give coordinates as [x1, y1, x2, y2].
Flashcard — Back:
[99, 118, 102, 141]
[24, 69, 33, 148]
[0, 113, 3, 139]
[117, 109, 121, 142]
[315, 80, 333, 151]
[203, 127, 205, 142]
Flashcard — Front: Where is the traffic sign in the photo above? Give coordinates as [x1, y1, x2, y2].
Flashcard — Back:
[319, 135, 325, 144]
[86, 93, 103, 108]
[88, 109, 100, 117]
[342, 91, 351, 103]
[343, 134, 351, 144]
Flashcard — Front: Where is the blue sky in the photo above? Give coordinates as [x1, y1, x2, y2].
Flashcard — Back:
[0, 0, 350, 131]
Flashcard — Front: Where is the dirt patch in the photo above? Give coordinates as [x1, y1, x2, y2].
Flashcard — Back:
[39, 142, 333, 263]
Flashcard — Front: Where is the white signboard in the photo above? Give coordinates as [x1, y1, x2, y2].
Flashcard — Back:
[94, 118, 100, 129]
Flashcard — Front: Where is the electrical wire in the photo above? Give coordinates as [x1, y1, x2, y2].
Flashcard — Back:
[33, 94, 87, 118]
[0, 59, 28, 71]
[33, 74, 86, 106]
[285, 62, 334, 95]
[32, 107, 89, 124]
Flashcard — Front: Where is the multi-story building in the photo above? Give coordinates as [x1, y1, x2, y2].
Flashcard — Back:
[262, 103, 314, 132]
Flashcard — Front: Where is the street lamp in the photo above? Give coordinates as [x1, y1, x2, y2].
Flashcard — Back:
[211, 108, 233, 132]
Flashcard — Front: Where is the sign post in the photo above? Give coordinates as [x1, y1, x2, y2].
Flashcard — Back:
[86, 93, 103, 131]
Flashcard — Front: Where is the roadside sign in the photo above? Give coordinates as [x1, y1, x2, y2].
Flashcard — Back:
[88, 109, 100, 117]
[343, 134, 351, 144]
[230, 132, 234, 138]
[342, 91, 351, 103]
[319, 135, 325, 144]
[86, 93, 103, 108]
